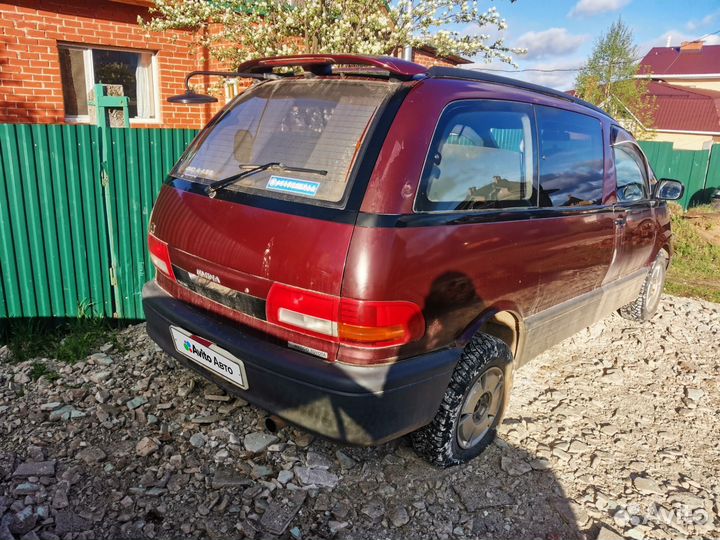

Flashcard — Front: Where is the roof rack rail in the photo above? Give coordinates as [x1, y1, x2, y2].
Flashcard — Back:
[427, 66, 611, 118]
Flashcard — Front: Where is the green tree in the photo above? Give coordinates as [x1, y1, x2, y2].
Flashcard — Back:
[575, 19, 654, 134]
[139, 0, 525, 68]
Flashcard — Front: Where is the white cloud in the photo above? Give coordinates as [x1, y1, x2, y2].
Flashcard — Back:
[515, 28, 588, 60]
[568, 0, 631, 17]
[685, 11, 720, 32]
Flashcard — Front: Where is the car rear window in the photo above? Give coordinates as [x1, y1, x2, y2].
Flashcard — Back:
[174, 79, 397, 206]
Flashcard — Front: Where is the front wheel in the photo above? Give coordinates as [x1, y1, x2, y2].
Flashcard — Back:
[411, 334, 513, 467]
[618, 250, 668, 322]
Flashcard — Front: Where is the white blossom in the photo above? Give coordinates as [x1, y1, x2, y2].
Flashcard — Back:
[139, 0, 526, 69]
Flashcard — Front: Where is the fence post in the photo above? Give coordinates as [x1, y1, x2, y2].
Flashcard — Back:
[89, 84, 129, 318]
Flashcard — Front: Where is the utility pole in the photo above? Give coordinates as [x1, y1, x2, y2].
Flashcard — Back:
[403, 1, 413, 61]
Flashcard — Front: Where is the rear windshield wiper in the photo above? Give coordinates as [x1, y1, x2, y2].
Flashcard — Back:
[205, 162, 328, 197]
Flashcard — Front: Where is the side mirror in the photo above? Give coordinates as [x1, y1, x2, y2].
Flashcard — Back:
[653, 178, 684, 201]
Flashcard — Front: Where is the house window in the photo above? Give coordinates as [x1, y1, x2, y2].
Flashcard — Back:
[58, 44, 159, 123]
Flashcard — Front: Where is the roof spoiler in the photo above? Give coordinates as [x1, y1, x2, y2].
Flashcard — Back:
[236, 54, 428, 81]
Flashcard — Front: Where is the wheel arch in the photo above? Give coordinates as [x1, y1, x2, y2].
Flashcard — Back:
[457, 306, 525, 362]
[659, 244, 671, 268]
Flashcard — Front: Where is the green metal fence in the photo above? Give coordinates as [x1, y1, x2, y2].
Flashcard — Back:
[638, 141, 719, 209]
[1, 124, 719, 320]
[0, 124, 197, 319]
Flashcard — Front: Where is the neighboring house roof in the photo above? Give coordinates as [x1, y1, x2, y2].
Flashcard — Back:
[639, 43, 720, 77]
[646, 81, 720, 133]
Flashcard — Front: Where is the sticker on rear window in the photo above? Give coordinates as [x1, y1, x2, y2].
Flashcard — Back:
[266, 176, 320, 197]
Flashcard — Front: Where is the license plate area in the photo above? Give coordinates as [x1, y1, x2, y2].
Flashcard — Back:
[170, 326, 249, 390]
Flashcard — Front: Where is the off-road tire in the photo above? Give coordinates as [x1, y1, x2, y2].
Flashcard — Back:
[618, 250, 668, 322]
[411, 333, 513, 467]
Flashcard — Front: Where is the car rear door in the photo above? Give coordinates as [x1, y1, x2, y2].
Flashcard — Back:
[516, 105, 617, 360]
[531, 105, 616, 312]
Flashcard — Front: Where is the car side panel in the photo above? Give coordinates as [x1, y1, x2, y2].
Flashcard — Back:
[340, 220, 541, 364]
[528, 209, 617, 312]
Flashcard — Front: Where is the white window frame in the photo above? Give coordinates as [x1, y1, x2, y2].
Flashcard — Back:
[59, 43, 161, 125]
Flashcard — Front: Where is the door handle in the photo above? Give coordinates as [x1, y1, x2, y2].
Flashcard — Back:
[614, 215, 627, 226]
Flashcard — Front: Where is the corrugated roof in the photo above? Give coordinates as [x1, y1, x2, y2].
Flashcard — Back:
[640, 44, 720, 76]
[646, 81, 720, 132]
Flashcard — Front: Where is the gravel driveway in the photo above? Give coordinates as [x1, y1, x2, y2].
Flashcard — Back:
[1, 295, 718, 540]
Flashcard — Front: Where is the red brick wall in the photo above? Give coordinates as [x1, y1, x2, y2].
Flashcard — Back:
[411, 50, 465, 69]
[0, 0, 227, 128]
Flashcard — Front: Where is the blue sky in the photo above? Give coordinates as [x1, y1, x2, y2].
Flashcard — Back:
[463, 0, 720, 90]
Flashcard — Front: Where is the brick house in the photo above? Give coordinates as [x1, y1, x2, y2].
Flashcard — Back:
[638, 41, 720, 150]
[1, 0, 230, 129]
[405, 44, 472, 69]
[0, 0, 469, 130]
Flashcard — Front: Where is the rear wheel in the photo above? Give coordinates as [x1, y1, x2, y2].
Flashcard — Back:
[411, 333, 512, 467]
[618, 250, 668, 322]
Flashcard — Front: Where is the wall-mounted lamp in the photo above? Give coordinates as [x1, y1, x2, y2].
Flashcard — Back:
[167, 70, 280, 104]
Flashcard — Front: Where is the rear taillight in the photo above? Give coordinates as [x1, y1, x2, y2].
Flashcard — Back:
[148, 233, 176, 281]
[266, 283, 424, 347]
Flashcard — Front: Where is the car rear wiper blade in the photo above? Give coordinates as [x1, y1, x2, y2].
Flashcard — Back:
[205, 162, 328, 197]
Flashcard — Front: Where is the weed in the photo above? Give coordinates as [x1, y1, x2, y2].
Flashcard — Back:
[55, 317, 113, 364]
[0, 320, 53, 364]
[30, 362, 60, 382]
[666, 205, 720, 303]
[1, 317, 123, 364]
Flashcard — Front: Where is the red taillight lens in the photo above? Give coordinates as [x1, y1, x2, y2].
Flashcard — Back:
[148, 233, 176, 281]
[266, 283, 424, 347]
[266, 284, 339, 339]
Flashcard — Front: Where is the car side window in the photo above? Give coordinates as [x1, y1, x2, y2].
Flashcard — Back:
[415, 101, 536, 212]
[536, 106, 605, 207]
[613, 142, 649, 202]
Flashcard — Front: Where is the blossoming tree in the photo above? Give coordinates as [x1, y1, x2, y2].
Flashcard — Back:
[140, 0, 524, 67]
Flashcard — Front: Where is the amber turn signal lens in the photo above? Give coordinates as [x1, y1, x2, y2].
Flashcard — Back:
[338, 323, 406, 344]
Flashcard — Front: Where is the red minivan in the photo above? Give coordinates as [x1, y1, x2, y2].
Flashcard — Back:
[143, 55, 684, 466]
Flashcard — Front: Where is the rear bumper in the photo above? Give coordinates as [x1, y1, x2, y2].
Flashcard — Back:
[142, 281, 457, 445]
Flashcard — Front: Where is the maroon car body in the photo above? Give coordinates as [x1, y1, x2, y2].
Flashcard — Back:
[143, 55, 679, 451]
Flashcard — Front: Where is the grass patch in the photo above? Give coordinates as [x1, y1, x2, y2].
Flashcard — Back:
[666, 204, 720, 303]
[30, 362, 60, 382]
[0, 316, 124, 364]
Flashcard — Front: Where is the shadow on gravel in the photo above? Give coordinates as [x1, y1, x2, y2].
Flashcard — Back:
[303, 430, 587, 540]
[0, 416, 586, 540]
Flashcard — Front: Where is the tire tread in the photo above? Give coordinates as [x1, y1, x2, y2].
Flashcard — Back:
[411, 333, 512, 467]
[618, 250, 668, 322]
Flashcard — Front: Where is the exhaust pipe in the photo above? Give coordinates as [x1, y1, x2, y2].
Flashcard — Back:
[264, 415, 286, 433]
